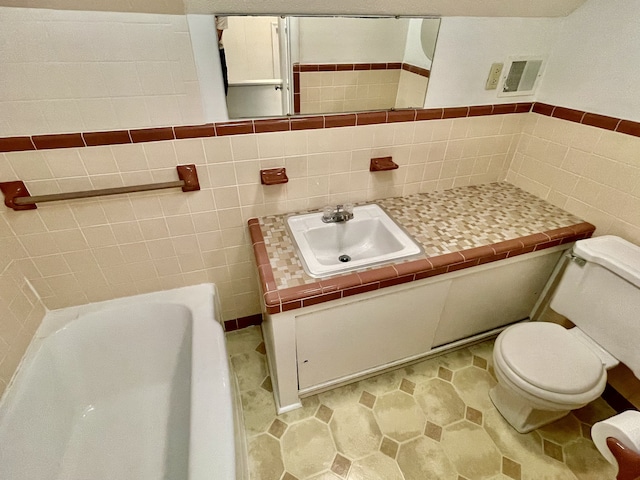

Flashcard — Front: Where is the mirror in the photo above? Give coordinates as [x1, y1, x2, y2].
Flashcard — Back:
[219, 16, 441, 119]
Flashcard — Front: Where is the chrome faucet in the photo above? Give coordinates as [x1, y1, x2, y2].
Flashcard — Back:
[322, 204, 354, 223]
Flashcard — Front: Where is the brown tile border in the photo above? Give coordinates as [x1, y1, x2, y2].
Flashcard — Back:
[581, 113, 620, 131]
[0, 136, 36, 152]
[254, 118, 291, 133]
[387, 110, 416, 123]
[83, 130, 132, 146]
[215, 121, 254, 136]
[294, 62, 429, 77]
[32, 133, 85, 149]
[290, 116, 324, 131]
[248, 216, 596, 315]
[324, 114, 357, 128]
[174, 124, 216, 139]
[468, 106, 493, 117]
[356, 111, 388, 125]
[616, 120, 640, 137]
[0, 103, 531, 153]
[416, 108, 444, 121]
[531, 102, 640, 137]
[130, 127, 175, 143]
[443, 107, 469, 119]
[10, 101, 640, 154]
[402, 63, 430, 78]
[223, 313, 263, 332]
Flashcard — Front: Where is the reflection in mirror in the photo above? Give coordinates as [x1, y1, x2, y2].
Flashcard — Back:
[222, 16, 441, 119]
[223, 16, 289, 118]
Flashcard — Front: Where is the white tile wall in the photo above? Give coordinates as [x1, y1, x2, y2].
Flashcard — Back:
[0, 262, 46, 397]
[0, 7, 204, 136]
[300, 70, 401, 114]
[2, 110, 640, 397]
[0, 113, 521, 327]
[507, 113, 640, 244]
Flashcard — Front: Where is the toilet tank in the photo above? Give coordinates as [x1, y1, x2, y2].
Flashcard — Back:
[550, 235, 640, 378]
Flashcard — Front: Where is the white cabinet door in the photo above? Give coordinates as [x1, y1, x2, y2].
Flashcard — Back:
[296, 281, 450, 390]
[432, 250, 562, 347]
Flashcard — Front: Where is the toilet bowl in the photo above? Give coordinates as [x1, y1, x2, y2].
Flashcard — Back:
[488, 235, 640, 434]
[489, 322, 609, 433]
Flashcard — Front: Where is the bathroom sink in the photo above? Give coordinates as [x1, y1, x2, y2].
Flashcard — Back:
[286, 204, 422, 278]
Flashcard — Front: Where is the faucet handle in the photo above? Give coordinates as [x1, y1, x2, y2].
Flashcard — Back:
[322, 205, 334, 221]
[343, 203, 354, 214]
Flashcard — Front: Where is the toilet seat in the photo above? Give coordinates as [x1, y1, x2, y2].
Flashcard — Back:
[494, 323, 607, 408]
[499, 322, 604, 394]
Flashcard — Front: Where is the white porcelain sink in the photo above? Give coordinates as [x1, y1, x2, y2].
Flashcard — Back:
[286, 204, 422, 278]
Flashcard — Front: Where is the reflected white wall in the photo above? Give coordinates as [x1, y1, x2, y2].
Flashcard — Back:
[424, 17, 561, 108]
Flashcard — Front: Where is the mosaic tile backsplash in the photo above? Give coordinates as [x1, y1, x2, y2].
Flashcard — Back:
[259, 182, 583, 289]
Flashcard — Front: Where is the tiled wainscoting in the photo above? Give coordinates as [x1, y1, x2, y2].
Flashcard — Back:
[0, 7, 202, 138]
[0, 263, 46, 395]
[508, 108, 640, 243]
[293, 63, 430, 114]
[2, 101, 640, 397]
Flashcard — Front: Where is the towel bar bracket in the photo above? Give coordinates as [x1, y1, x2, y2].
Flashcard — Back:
[0, 181, 37, 211]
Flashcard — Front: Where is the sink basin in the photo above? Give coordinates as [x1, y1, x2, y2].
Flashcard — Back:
[286, 204, 423, 278]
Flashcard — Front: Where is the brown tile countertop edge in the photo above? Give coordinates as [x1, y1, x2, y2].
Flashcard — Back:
[248, 217, 595, 315]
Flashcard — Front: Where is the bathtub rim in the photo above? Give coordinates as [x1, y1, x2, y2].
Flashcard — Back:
[0, 283, 243, 480]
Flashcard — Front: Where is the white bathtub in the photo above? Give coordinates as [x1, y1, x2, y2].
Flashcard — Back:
[0, 284, 247, 480]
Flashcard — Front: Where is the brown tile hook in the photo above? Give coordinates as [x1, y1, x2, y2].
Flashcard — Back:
[370, 156, 399, 172]
[261, 168, 288, 185]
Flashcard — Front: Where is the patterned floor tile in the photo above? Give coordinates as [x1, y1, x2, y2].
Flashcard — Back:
[379, 436, 399, 459]
[281, 419, 336, 478]
[442, 421, 502, 479]
[414, 378, 466, 426]
[248, 433, 284, 480]
[373, 391, 426, 442]
[232, 351, 268, 391]
[330, 454, 351, 478]
[347, 452, 404, 480]
[453, 365, 498, 411]
[241, 388, 278, 435]
[227, 331, 617, 480]
[397, 436, 458, 480]
[279, 396, 320, 424]
[330, 404, 382, 459]
[564, 438, 616, 480]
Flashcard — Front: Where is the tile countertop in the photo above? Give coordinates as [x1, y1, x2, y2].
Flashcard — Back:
[248, 182, 595, 315]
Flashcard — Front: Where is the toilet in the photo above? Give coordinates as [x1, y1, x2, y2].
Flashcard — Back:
[490, 235, 640, 433]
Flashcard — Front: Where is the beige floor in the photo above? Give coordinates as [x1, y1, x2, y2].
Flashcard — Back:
[226, 326, 618, 480]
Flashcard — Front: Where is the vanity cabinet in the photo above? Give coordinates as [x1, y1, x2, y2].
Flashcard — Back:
[261, 246, 566, 413]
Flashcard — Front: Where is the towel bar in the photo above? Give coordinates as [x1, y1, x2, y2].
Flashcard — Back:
[1, 164, 199, 211]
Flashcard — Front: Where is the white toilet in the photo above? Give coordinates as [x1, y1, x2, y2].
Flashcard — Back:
[490, 235, 640, 433]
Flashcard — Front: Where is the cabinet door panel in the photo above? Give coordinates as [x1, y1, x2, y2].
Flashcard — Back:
[296, 281, 450, 390]
[432, 251, 561, 347]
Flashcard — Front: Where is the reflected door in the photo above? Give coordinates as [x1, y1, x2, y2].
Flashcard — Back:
[224, 16, 287, 118]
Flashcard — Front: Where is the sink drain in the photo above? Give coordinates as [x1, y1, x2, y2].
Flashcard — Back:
[338, 254, 351, 263]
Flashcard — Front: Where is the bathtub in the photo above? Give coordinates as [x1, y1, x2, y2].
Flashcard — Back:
[0, 283, 247, 480]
